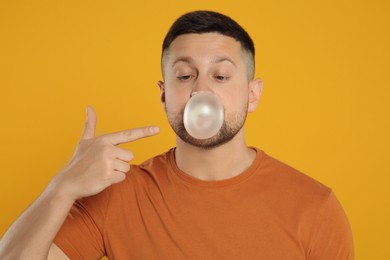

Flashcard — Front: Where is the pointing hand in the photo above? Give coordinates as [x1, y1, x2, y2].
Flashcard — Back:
[51, 106, 160, 201]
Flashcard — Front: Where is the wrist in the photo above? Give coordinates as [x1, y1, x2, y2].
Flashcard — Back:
[45, 175, 77, 206]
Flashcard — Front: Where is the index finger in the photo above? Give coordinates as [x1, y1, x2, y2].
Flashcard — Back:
[103, 126, 160, 145]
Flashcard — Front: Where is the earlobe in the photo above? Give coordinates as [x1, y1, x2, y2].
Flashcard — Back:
[157, 80, 166, 111]
[247, 78, 263, 113]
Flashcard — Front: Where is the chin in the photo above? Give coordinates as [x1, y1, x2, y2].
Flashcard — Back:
[176, 123, 242, 150]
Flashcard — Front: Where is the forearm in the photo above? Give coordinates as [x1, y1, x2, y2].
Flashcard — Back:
[0, 107, 158, 259]
[0, 184, 74, 260]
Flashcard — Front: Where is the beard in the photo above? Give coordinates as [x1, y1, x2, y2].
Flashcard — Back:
[166, 102, 248, 150]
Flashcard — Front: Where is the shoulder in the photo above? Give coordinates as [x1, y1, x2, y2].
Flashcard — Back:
[97, 149, 173, 212]
[257, 150, 354, 254]
[128, 149, 172, 181]
[107, 149, 173, 194]
[255, 149, 332, 207]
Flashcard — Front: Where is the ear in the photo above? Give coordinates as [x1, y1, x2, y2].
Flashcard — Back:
[247, 78, 263, 113]
[157, 80, 166, 112]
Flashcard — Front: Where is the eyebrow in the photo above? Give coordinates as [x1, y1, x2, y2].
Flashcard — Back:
[172, 57, 194, 67]
[171, 56, 237, 68]
[211, 56, 237, 68]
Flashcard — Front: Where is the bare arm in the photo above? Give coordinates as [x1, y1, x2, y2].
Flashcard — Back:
[0, 187, 74, 259]
[48, 244, 69, 260]
[0, 106, 159, 259]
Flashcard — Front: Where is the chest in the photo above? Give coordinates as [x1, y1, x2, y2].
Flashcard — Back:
[104, 184, 307, 259]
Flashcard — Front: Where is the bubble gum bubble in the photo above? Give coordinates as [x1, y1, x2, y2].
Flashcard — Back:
[183, 92, 224, 139]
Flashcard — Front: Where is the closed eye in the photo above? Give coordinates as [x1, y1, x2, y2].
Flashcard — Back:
[177, 75, 194, 81]
[215, 75, 229, 81]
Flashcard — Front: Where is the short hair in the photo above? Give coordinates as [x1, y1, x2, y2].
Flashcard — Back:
[161, 10, 255, 80]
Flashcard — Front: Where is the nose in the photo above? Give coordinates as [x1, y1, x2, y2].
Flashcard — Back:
[191, 75, 212, 96]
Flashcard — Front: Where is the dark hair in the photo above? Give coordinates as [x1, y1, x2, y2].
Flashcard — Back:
[161, 10, 255, 79]
[162, 10, 254, 56]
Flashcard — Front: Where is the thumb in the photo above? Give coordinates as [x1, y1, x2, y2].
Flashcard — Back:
[80, 106, 96, 140]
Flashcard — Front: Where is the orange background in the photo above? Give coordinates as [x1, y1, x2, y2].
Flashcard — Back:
[1, 0, 389, 259]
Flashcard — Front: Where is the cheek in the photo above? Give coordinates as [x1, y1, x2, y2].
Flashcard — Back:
[219, 88, 249, 113]
[164, 89, 189, 113]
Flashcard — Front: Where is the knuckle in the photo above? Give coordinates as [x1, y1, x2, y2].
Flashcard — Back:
[92, 137, 106, 148]
[126, 151, 134, 161]
[141, 128, 150, 136]
[123, 129, 134, 138]
[116, 172, 126, 182]
[125, 128, 144, 140]
[99, 135, 110, 143]
[101, 145, 114, 157]
[103, 168, 113, 179]
[102, 160, 112, 171]
[143, 127, 151, 136]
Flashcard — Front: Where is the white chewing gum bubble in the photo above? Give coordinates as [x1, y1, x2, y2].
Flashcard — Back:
[183, 92, 224, 139]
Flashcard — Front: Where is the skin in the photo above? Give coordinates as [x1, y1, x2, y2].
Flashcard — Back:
[159, 33, 263, 181]
[0, 107, 160, 259]
[0, 32, 262, 259]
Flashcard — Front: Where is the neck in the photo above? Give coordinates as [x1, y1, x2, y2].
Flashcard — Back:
[174, 129, 256, 181]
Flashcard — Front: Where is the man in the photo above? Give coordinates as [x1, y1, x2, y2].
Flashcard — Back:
[0, 10, 354, 259]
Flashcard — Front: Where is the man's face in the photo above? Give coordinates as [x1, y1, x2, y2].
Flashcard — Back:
[159, 33, 260, 149]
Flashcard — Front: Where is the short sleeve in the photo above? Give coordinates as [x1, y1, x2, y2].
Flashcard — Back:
[53, 188, 111, 259]
[307, 191, 354, 260]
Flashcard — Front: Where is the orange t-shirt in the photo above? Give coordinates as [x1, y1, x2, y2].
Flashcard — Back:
[54, 148, 354, 259]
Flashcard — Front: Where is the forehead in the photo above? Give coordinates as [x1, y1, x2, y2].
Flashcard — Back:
[164, 33, 244, 64]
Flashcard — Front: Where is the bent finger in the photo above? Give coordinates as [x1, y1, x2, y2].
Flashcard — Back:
[114, 147, 134, 162]
[113, 161, 131, 173]
[109, 171, 127, 184]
